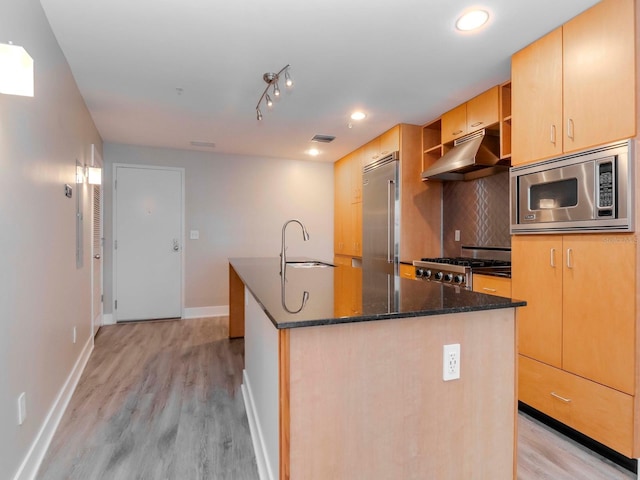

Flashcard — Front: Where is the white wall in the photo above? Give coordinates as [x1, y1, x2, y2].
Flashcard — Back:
[103, 143, 334, 312]
[0, 0, 102, 478]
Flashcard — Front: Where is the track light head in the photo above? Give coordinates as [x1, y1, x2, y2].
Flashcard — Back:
[255, 64, 292, 119]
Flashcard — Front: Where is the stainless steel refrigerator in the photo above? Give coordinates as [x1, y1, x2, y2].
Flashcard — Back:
[362, 152, 400, 311]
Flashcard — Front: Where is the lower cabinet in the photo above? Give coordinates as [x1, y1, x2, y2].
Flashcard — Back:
[334, 257, 362, 317]
[472, 274, 511, 297]
[513, 233, 637, 456]
[519, 354, 634, 457]
[399, 263, 417, 280]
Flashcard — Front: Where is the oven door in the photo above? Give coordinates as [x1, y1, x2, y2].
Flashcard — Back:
[517, 161, 595, 224]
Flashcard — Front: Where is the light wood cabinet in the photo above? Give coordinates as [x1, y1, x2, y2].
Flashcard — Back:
[472, 274, 511, 298]
[362, 125, 400, 166]
[512, 235, 563, 368]
[512, 0, 636, 165]
[499, 81, 512, 160]
[398, 124, 442, 261]
[335, 124, 442, 262]
[334, 155, 362, 257]
[349, 148, 363, 203]
[466, 86, 499, 133]
[513, 233, 637, 455]
[422, 118, 442, 170]
[562, 235, 635, 395]
[441, 104, 467, 144]
[333, 263, 362, 317]
[519, 355, 634, 457]
[399, 263, 416, 280]
[334, 158, 350, 255]
[441, 87, 499, 145]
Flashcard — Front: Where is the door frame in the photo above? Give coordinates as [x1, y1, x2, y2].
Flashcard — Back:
[112, 163, 186, 323]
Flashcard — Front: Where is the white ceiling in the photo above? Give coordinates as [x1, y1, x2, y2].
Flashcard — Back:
[40, 0, 600, 163]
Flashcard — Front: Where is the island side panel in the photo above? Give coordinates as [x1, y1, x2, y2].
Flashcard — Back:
[287, 309, 516, 479]
[229, 264, 245, 338]
[243, 288, 280, 479]
[279, 329, 290, 480]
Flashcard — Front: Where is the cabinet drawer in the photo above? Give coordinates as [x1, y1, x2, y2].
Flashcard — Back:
[472, 274, 511, 297]
[399, 263, 417, 280]
[519, 355, 634, 456]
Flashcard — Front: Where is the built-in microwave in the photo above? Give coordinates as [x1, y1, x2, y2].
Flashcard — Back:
[510, 140, 634, 234]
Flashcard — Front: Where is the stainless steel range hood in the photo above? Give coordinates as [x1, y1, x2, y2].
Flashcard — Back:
[421, 129, 507, 181]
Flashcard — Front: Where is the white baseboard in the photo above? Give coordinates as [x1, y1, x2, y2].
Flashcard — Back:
[183, 305, 229, 319]
[102, 306, 227, 324]
[242, 370, 274, 480]
[13, 336, 94, 480]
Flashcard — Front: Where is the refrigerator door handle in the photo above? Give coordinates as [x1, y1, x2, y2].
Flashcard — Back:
[387, 179, 395, 263]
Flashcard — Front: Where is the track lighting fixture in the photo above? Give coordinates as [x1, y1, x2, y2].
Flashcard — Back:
[256, 64, 293, 120]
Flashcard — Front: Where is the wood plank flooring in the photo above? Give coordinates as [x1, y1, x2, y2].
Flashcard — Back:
[37, 317, 635, 480]
[37, 317, 258, 480]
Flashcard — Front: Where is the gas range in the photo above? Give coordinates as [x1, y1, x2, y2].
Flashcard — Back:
[412, 246, 511, 290]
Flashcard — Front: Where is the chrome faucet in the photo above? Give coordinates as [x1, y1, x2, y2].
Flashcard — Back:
[280, 219, 310, 274]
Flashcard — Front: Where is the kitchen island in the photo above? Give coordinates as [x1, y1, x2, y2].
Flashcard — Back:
[229, 257, 525, 480]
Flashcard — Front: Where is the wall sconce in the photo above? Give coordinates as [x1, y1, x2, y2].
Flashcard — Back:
[76, 163, 85, 184]
[0, 42, 34, 97]
[87, 166, 102, 185]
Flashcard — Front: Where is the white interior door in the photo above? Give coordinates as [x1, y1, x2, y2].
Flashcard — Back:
[91, 183, 103, 335]
[114, 165, 183, 322]
[91, 143, 103, 336]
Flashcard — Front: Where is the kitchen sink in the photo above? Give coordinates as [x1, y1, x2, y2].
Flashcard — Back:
[286, 261, 335, 268]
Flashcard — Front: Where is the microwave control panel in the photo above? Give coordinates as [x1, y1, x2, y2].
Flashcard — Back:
[597, 159, 614, 216]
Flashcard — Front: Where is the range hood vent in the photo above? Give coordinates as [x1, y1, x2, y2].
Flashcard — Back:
[421, 129, 508, 181]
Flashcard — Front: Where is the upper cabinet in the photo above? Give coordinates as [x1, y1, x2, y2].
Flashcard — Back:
[441, 86, 499, 144]
[441, 104, 467, 144]
[422, 81, 510, 170]
[512, 0, 636, 166]
[363, 125, 400, 166]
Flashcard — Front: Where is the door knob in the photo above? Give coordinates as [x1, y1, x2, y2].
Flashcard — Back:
[93, 254, 101, 259]
[173, 239, 180, 252]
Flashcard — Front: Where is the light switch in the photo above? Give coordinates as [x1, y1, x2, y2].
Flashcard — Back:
[190, 230, 200, 240]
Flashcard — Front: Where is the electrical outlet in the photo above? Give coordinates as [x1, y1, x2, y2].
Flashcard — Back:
[443, 344, 461, 381]
[18, 392, 26, 425]
[73, 326, 77, 344]
[454, 230, 461, 241]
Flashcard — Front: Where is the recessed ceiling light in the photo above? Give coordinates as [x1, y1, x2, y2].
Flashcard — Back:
[308, 148, 320, 156]
[456, 9, 489, 32]
[350, 111, 366, 121]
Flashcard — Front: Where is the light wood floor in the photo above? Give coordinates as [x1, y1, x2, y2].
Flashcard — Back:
[37, 317, 258, 480]
[37, 317, 635, 480]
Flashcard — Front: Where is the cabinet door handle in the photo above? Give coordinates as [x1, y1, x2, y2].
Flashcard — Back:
[470, 121, 483, 128]
[482, 287, 497, 292]
[550, 125, 556, 145]
[550, 392, 571, 403]
[550, 248, 556, 267]
[452, 129, 463, 135]
[566, 248, 573, 269]
[567, 118, 574, 140]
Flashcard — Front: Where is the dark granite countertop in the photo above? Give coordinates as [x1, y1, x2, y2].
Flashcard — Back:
[229, 257, 525, 329]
